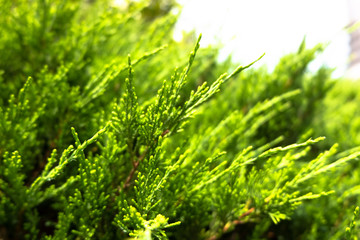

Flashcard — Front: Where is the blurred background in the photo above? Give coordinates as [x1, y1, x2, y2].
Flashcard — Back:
[172, 0, 360, 79]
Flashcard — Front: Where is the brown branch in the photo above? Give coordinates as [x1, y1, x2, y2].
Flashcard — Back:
[122, 160, 139, 189]
[239, 207, 255, 219]
[122, 129, 170, 191]
[122, 146, 149, 190]
[207, 207, 255, 240]
[14, 207, 25, 240]
[0, 226, 8, 240]
[223, 207, 255, 232]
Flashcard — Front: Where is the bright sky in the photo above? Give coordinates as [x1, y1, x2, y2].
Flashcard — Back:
[173, 0, 351, 77]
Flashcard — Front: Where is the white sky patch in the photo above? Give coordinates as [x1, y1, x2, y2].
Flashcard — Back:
[174, 0, 350, 77]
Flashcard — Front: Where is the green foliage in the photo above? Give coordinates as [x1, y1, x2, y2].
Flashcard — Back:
[346, 206, 359, 240]
[1, 0, 360, 239]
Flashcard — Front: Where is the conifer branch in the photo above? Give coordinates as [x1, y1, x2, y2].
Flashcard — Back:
[2, 1, 360, 239]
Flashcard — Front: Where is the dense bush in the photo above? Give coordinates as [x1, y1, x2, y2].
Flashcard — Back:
[1, 0, 360, 239]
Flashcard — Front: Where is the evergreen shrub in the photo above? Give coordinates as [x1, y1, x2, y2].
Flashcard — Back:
[1, 0, 360, 239]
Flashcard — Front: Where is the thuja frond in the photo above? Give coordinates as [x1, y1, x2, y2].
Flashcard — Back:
[0, 151, 26, 206]
[346, 206, 360, 240]
[130, 214, 181, 240]
[109, 34, 263, 193]
[79, 45, 166, 108]
[3, 1, 360, 239]
[184, 53, 265, 117]
[28, 124, 109, 200]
